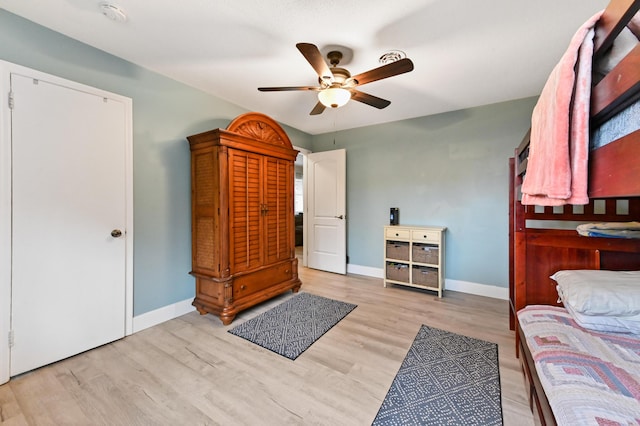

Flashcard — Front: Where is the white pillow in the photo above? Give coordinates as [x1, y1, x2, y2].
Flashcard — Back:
[564, 302, 640, 334]
[552, 270, 640, 316]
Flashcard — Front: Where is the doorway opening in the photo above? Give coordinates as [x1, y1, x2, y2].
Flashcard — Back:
[293, 147, 310, 267]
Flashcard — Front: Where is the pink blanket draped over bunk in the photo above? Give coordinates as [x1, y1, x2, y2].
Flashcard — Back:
[521, 11, 603, 206]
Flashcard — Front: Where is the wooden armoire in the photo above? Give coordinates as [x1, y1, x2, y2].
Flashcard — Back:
[187, 112, 301, 325]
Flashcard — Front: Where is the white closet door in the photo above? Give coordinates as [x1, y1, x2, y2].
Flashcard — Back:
[10, 74, 127, 376]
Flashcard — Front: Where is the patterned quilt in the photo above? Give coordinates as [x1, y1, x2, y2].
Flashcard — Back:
[518, 305, 640, 425]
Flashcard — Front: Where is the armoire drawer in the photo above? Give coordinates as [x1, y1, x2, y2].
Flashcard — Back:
[233, 262, 293, 299]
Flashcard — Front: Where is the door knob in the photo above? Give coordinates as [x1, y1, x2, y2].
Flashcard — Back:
[111, 229, 123, 238]
[335, 215, 344, 219]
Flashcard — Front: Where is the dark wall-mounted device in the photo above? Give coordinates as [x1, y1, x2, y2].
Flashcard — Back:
[390, 207, 399, 225]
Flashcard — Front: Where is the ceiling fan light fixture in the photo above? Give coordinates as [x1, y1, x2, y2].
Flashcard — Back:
[318, 87, 351, 109]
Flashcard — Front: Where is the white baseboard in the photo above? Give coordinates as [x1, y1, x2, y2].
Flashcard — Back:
[346, 264, 508, 300]
[347, 263, 384, 278]
[444, 279, 508, 300]
[132, 298, 196, 333]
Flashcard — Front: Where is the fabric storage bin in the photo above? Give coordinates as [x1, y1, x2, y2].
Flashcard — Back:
[386, 241, 410, 261]
[386, 262, 409, 282]
[412, 243, 439, 264]
[412, 266, 438, 287]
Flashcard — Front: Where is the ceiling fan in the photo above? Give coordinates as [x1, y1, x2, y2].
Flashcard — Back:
[258, 43, 414, 115]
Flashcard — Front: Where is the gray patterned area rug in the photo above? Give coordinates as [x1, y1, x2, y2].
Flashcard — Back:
[373, 325, 503, 426]
[228, 292, 356, 360]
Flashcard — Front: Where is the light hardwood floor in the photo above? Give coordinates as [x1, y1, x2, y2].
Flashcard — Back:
[1, 265, 534, 425]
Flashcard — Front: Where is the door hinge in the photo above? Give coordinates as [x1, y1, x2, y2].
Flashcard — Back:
[8, 330, 14, 348]
[8, 91, 14, 109]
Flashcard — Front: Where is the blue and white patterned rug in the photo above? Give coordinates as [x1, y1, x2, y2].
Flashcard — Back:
[373, 325, 503, 425]
[228, 292, 357, 360]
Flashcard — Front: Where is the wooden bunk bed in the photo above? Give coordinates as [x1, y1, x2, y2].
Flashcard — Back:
[509, 0, 640, 424]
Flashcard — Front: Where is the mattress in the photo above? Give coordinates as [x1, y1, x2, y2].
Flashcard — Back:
[591, 98, 640, 150]
[518, 305, 640, 425]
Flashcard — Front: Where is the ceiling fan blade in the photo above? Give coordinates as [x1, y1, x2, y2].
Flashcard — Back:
[351, 58, 414, 86]
[258, 86, 319, 92]
[350, 90, 391, 109]
[296, 43, 334, 82]
[309, 101, 326, 115]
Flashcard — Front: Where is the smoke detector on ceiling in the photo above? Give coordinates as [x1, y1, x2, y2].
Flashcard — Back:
[379, 50, 406, 65]
[99, 2, 128, 23]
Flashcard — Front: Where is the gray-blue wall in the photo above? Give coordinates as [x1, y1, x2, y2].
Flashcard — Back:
[311, 98, 536, 288]
[0, 10, 313, 316]
[1, 9, 535, 315]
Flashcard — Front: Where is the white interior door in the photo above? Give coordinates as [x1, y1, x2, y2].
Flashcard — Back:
[7, 71, 132, 377]
[307, 149, 346, 274]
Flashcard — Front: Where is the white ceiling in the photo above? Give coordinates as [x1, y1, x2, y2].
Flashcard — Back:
[2, 0, 608, 135]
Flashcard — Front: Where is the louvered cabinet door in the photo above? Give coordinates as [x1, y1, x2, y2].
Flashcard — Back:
[191, 149, 220, 275]
[228, 149, 263, 273]
[263, 156, 293, 264]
